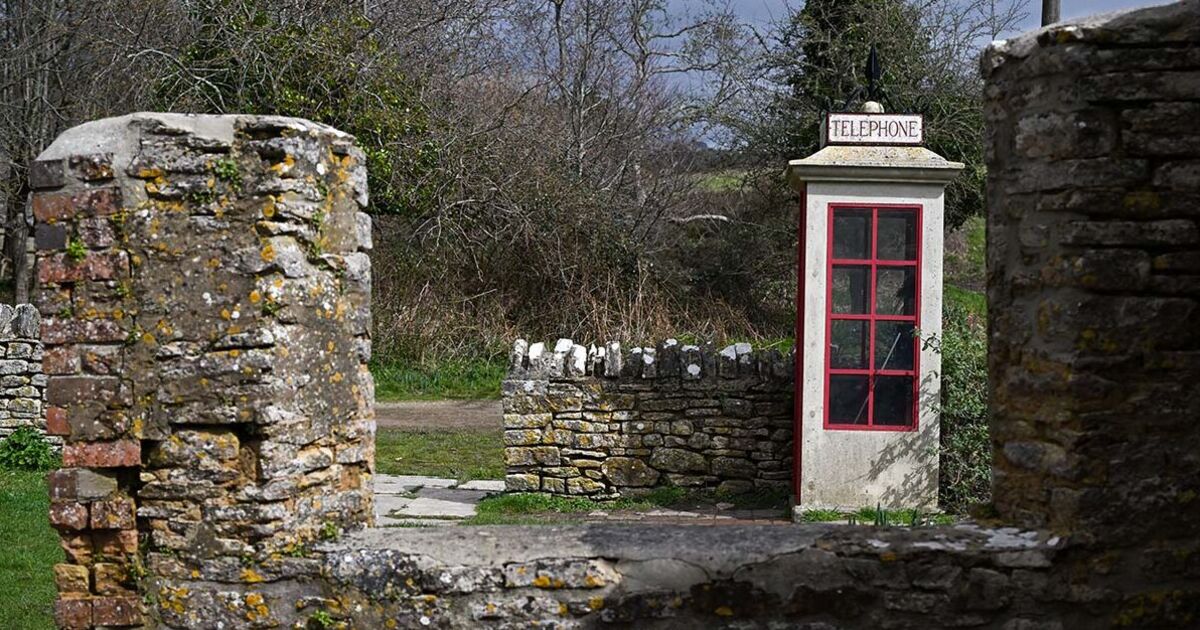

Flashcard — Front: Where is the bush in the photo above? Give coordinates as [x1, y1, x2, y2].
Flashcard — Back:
[0, 427, 60, 471]
[938, 296, 990, 515]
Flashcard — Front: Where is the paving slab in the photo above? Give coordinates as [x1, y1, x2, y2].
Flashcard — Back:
[456, 479, 505, 492]
[374, 475, 458, 494]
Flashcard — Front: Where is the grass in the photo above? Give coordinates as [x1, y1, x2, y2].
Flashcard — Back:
[945, 215, 986, 291]
[945, 283, 986, 316]
[371, 358, 506, 401]
[695, 169, 747, 193]
[463, 486, 791, 525]
[799, 506, 955, 527]
[0, 470, 60, 630]
[375, 428, 504, 481]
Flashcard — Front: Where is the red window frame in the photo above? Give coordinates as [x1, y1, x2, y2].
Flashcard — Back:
[824, 203, 921, 432]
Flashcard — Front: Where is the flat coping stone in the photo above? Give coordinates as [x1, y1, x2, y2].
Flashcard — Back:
[325, 522, 1056, 572]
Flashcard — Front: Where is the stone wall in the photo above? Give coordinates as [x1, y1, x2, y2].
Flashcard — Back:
[0, 304, 49, 442]
[982, 0, 1200, 548]
[32, 113, 374, 629]
[503, 339, 793, 497]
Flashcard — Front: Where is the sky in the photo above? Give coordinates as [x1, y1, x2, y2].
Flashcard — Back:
[711, 0, 1174, 32]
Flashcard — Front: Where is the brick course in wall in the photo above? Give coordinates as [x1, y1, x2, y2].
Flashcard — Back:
[0, 304, 49, 442]
[503, 338, 794, 498]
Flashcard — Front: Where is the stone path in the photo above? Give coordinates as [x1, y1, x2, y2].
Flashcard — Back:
[373, 474, 504, 526]
[372, 474, 790, 527]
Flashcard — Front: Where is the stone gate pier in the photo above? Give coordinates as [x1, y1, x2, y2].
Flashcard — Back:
[34, 113, 374, 628]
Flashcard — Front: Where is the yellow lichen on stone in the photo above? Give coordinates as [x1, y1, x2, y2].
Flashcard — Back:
[261, 243, 276, 262]
[242, 570, 265, 584]
[589, 597, 604, 610]
[715, 606, 734, 617]
[249, 290, 262, 303]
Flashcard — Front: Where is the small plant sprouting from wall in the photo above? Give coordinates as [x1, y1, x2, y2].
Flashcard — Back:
[65, 237, 86, 263]
[213, 157, 242, 190]
[307, 609, 335, 629]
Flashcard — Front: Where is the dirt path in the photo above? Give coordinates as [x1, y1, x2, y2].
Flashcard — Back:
[375, 400, 502, 431]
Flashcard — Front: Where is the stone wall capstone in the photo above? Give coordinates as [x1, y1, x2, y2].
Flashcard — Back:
[0, 304, 49, 443]
[503, 338, 794, 497]
[31, 113, 374, 629]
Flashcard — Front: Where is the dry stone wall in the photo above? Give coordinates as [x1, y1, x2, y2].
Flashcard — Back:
[32, 113, 374, 630]
[0, 304, 49, 442]
[503, 338, 794, 498]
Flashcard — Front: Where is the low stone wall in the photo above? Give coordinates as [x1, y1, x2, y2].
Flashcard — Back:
[0, 304, 48, 442]
[152, 522, 1070, 629]
[503, 339, 793, 497]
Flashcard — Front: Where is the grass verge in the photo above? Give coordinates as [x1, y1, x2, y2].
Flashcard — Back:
[799, 506, 956, 527]
[371, 358, 506, 401]
[0, 470, 60, 630]
[376, 428, 504, 481]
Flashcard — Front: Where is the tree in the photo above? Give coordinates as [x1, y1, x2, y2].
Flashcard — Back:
[717, 0, 1028, 230]
[151, 0, 434, 217]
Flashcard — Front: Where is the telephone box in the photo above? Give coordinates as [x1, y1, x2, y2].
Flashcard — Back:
[788, 109, 963, 515]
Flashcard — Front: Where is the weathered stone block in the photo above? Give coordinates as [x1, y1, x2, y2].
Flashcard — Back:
[32, 187, 121, 223]
[54, 597, 92, 630]
[505, 474, 540, 491]
[712, 456, 758, 480]
[53, 563, 90, 594]
[62, 441, 141, 468]
[649, 448, 708, 474]
[504, 413, 551, 429]
[566, 477, 605, 495]
[505, 447, 560, 467]
[90, 497, 136, 530]
[69, 153, 115, 181]
[49, 502, 89, 530]
[601, 458, 660, 487]
[45, 407, 69, 436]
[504, 429, 543, 446]
[61, 469, 117, 502]
[91, 595, 142, 626]
[30, 159, 65, 189]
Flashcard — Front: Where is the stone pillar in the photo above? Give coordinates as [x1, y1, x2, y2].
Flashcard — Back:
[983, 1, 1200, 543]
[0, 304, 49, 443]
[31, 113, 373, 629]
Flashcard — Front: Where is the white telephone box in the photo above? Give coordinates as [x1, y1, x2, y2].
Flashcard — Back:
[788, 111, 963, 514]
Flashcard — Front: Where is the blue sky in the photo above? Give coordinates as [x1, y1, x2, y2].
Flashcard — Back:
[708, 0, 1172, 32]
